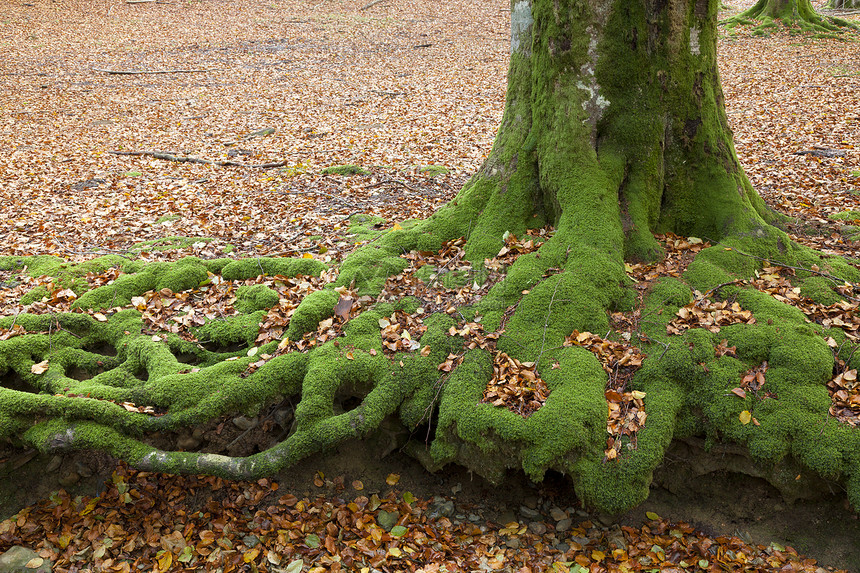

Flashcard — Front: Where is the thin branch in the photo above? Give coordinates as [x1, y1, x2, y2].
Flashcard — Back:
[108, 150, 287, 169]
[360, 0, 388, 10]
[94, 68, 205, 75]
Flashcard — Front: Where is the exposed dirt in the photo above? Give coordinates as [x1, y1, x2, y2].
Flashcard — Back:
[3, 428, 860, 570]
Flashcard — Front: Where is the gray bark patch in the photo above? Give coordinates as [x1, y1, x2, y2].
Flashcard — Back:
[511, 0, 534, 55]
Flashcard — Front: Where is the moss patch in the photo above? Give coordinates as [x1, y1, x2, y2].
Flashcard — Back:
[321, 164, 370, 176]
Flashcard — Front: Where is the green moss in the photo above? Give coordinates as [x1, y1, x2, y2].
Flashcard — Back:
[321, 164, 370, 176]
[220, 257, 326, 281]
[19, 286, 49, 305]
[195, 311, 265, 349]
[419, 165, 450, 177]
[234, 284, 279, 313]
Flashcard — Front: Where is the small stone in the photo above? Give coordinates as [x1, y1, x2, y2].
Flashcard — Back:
[45, 455, 62, 473]
[528, 521, 547, 535]
[75, 461, 93, 478]
[176, 434, 201, 450]
[522, 495, 539, 509]
[555, 542, 570, 553]
[555, 518, 572, 532]
[58, 471, 80, 487]
[0, 546, 52, 573]
[519, 506, 540, 519]
[550, 506, 568, 522]
[606, 526, 627, 550]
[505, 538, 521, 549]
[497, 510, 517, 525]
[569, 535, 590, 547]
[377, 510, 399, 531]
[233, 416, 258, 431]
[468, 513, 482, 522]
[427, 499, 454, 519]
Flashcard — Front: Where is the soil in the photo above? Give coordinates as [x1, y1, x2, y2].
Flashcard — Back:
[3, 428, 859, 570]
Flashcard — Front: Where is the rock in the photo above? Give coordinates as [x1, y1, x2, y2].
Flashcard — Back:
[467, 513, 482, 523]
[555, 542, 570, 553]
[555, 518, 572, 533]
[519, 506, 540, 520]
[522, 495, 539, 509]
[45, 456, 62, 474]
[57, 471, 80, 487]
[74, 461, 92, 478]
[427, 498, 454, 519]
[376, 510, 399, 531]
[528, 521, 547, 535]
[550, 506, 568, 522]
[242, 535, 260, 548]
[232, 416, 258, 431]
[505, 538, 520, 549]
[0, 546, 52, 573]
[497, 509, 517, 525]
[176, 433, 201, 451]
[606, 526, 627, 550]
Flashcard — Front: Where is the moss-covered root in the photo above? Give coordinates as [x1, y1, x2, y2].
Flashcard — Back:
[15, 341, 441, 479]
[722, 0, 857, 34]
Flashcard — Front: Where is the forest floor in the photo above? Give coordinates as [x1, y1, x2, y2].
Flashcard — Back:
[0, 0, 859, 571]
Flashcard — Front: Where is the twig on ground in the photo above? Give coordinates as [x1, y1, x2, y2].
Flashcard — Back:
[94, 68, 205, 75]
[108, 150, 287, 169]
[360, 0, 388, 10]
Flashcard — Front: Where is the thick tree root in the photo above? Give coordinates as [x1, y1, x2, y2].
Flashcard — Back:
[3, 203, 860, 514]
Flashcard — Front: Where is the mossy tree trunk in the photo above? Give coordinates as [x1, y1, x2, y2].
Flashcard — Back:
[442, 0, 775, 267]
[825, 0, 860, 8]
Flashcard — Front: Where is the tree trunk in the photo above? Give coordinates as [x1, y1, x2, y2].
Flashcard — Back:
[725, 0, 852, 30]
[825, 0, 860, 8]
[445, 0, 775, 269]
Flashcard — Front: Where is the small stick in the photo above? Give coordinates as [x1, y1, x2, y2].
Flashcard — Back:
[94, 68, 206, 75]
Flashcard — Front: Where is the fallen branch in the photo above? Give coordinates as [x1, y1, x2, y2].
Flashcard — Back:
[108, 150, 288, 169]
[93, 68, 208, 75]
[360, 0, 388, 9]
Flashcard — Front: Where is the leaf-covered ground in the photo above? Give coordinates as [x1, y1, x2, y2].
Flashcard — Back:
[1, 0, 859, 571]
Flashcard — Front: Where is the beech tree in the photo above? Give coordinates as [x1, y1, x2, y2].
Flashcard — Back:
[2, 0, 860, 515]
[724, 0, 856, 31]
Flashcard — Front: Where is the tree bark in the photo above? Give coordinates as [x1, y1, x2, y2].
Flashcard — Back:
[444, 0, 775, 266]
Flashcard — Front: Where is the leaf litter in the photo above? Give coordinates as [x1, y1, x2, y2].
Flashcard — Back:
[0, 0, 859, 569]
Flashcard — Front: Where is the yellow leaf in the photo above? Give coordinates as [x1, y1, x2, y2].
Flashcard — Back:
[156, 551, 172, 572]
[30, 360, 49, 375]
[630, 390, 646, 399]
[645, 511, 661, 521]
[388, 547, 402, 557]
[302, 253, 314, 259]
[739, 410, 752, 425]
[386, 473, 400, 485]
[243, 546, 260, 563]
[392, 223, 403, 231]
[93, 312, 108, 322]
[25, 558, 44, 569]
